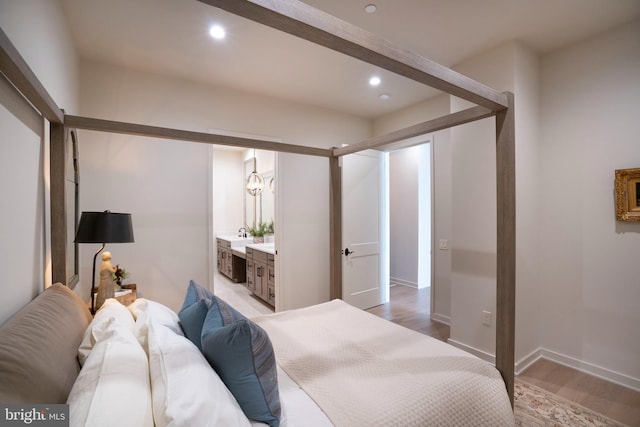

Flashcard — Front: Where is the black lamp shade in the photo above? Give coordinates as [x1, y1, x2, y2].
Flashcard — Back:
[75, 211, 134, 244]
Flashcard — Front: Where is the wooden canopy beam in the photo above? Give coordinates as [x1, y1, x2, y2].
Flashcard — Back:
[328, 155, 342, 301]
[495, 92, 516, 406]
[64, 115, 332, 157]
[199, 0, 508, 111]
[0, 28, 64, 124]
[333, 105, 494, 157]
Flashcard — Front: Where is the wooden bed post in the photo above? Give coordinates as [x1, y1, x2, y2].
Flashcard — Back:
[495, 91, 515, 407]
[50, 121, 67, 285]
[329, 154, 342, 300]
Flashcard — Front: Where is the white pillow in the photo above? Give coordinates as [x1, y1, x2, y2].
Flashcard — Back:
[77, 298, 135, 366]
[127, 298, 182, 332]
[147, 321, 252, 427]
[67, 318, 153, 427]
[127, 298, 183, 355]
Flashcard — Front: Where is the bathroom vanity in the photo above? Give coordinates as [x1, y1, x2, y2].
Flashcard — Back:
[216, 236, 276, 308]
[246, 243, 275, 307]
[216, 236, 252, 283]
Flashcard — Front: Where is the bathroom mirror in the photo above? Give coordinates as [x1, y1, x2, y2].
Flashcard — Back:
[244, 157, 257, 228]
[260, 170, 275, 225]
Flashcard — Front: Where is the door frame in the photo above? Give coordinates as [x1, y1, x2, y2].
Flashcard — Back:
[330, 135, 434, 304]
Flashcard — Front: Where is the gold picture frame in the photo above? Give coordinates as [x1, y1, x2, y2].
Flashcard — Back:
[615, 168, 640, 222]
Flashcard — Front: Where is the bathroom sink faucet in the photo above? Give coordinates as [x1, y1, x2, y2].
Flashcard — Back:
[238, 227, 247, 238]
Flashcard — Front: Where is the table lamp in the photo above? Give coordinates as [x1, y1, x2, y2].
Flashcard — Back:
[74, 211, 134, 314]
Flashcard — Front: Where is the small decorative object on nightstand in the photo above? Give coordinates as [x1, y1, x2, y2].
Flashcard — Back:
[115, 284, 137, 307]
[112, 265, 129, 292]
[96, 251, 117, 309]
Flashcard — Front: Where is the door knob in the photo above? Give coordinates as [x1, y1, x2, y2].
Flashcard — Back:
[344, 248, 354, 256]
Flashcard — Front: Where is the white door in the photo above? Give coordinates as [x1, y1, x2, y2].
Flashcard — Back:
[342, 150, 386, 310]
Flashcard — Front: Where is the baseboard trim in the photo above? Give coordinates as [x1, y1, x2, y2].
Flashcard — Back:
[515, 347, 640, 392]
[430, 312, 451, 326]
[389, 277, 418, 288]
[444, 342, 639, 391]
[447, 338, 495, 364]
[514, 348, 541, 375]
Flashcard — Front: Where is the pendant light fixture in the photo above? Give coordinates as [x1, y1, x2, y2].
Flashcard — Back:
[246, 149, 264, 196]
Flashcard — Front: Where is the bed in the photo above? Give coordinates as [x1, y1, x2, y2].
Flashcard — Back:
[1, 0, 516, 410]
[0, 282, 514, 426]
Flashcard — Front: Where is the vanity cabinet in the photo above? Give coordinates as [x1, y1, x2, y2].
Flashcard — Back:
[245, 246, 256, 292]
[266, 254, 275, 306]
[216, 238, 246, 283]
[246, 245, 275, 307]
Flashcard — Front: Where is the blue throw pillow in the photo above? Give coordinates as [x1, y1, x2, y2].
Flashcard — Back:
[178, 280, 214, 350]
[178, 298, 210, 351]
[202, 295, 246, 331]
[181, 279, 214, 308]
[202, 319, 281, 427]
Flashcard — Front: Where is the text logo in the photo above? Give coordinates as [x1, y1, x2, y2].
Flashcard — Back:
[0, 405, 68, 426]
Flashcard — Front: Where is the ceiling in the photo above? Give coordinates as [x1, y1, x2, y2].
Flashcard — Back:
[60, 0, 640, 119]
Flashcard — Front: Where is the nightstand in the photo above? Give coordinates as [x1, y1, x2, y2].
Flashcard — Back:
[115, 283, 137, 307]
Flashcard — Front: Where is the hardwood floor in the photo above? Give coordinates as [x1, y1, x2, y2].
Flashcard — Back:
[366, 285, 640, 427]
[366, 285, 450, 342]
[518, 358, 640, 426]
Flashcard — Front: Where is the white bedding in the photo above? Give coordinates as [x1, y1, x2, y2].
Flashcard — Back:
[74, 296, 513, 426]
[253, 299, 515, 427]
[250, 367, 334, 427]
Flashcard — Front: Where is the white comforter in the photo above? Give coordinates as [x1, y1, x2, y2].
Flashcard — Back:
[253, 299, 515, 427]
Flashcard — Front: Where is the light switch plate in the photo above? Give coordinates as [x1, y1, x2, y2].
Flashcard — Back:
[482, 310, 492, 326]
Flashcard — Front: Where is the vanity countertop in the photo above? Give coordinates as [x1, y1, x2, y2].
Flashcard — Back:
[216, 234, 253, 247]
[246, 243, 275, 255]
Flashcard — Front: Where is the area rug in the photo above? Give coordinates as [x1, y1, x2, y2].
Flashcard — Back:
[514, 380, 629, 427]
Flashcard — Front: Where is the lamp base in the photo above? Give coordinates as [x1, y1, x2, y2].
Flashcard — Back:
[95, 278, 115, 312]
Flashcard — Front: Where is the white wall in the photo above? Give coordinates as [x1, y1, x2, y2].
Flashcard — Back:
[77, 60, 370, 312]
[446, 41, 542, 365]
[0, 76, 45, 324]
[388, 143, 431, 289]
[512, 44, 541, 367]
[431, 125, 452, 323]
[0, 0, 79, 114]
[0, 0, 78, 323]
[389, 148, 419, 287]
[448, 92, 499, 358]
[538, 20, 640, 387]
[276, 154, 330, 311]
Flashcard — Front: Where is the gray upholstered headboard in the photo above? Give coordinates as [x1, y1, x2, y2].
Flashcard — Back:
[0, 283, 92, 403]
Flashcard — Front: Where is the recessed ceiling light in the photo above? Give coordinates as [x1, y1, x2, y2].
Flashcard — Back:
[379, 93, 390, 100]
[209, 25, 226, 40]
[364, 4, 377, 13]
[369, 76, 381, 86]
